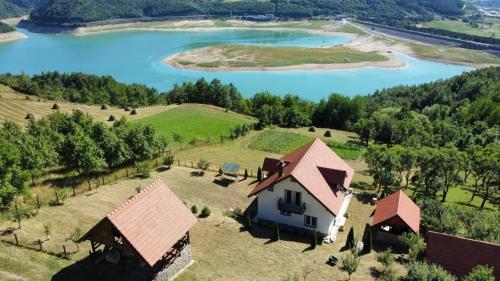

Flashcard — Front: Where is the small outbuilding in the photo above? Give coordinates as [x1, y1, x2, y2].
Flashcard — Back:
[80, 179, 197, 281]
[372, 190, 420, 235]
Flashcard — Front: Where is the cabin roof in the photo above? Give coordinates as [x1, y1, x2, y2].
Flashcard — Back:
[372, 190, 420, 234]
[83, 179, 197, 266]
[248, 138, 354, 215]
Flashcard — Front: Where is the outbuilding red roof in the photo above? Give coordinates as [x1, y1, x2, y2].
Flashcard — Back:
[372, 190, 420, 234]
[248, 138, 354, 215]
[426, 231, 500, 279]
[102, 179, 197, 266]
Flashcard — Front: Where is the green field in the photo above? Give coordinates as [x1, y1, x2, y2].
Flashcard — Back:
[132, 104, 256, 143]
[248, 130, 364, 160]
[423, 18, 500, 38]
[175, 45, 388, 69]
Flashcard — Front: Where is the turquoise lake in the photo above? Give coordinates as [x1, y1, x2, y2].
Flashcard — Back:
[0, 28, 472, 101]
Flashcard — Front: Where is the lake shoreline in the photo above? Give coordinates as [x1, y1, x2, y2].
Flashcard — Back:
[0, 31, 27, 43]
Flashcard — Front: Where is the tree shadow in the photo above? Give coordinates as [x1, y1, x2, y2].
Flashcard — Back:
[369, 266, 382, 279]
[355, 192, 377, 205]
[155, 166, 170, 173]
[351, 182, 376, 192]
[213, 178, 235, 188]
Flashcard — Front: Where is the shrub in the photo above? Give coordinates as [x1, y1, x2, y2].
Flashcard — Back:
[124, 107, 131, 111]
[25, 95, 32, 101]
[380, 266, 398, 281]
[407, 262, 456, 281]
[52, 103, 60, 110]
[56, 188, 69, 204]
[200, 206, 211, 218]
[191, 205, 198, 214]
[308, 126, 316, 132]
[69, 226, 83, 251]
[377, 248, 395, 267]
[43, 223, 53, 240]
[135, 186, 142, 193]
[462, 265, 495, 281]
[163, 151, 175, 168]
[400, 233, 425, 262]
[197, 158, 209, 173]
[135, 162, 151, 178]
[341, 252, 360, 280]
[339, 225, 344, 232]
[219, 166, 223, 175]
[130, 109, 138, 115]
[108, 115, 116, 121]
[25, 113, 34, 120]
[101, 104, 109, 110]
[324, 130, 332, 137]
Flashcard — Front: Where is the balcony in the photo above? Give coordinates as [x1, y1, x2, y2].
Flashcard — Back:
[277, 198, 306, 215]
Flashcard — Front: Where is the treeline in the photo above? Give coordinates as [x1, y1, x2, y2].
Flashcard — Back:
[408, 25, 500, 45]
[0, 111, 168, 208]
[0, 72, 159, 107]
[0, 0, 26, 19]
[0, 21, 15, 33]
[28, 0, 463, 25]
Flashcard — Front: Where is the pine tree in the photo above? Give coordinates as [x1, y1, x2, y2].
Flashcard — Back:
[244, 169, 248, 179]
[274, 223, 280, 241]
[346, 227, 355, 249]
[257, 166, 262, 181]
[361, 224, 373, 254]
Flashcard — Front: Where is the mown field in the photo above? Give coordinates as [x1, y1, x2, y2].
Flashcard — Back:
[176, 45, 388, 69]
[0, 85, 170, 126]
[422, 18, 500, 38]
[132, 104, 256, 143]
[0, 167, 405, 281]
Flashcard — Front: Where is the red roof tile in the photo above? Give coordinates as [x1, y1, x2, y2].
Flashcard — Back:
[106, 179, 197, 266]
[248, 138, 354, 215]
[372, 191, 420, 234]
[427, 231, 500, 279]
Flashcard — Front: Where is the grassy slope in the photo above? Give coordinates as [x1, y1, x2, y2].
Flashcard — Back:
[179, 45, 388, 68]
[0, 85, 171, 126]
[131, 104, 256, 142]
[423, 18, 500, 38]
[0, 167, 404, 281]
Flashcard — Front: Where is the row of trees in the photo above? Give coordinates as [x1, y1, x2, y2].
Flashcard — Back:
[0, 111, 168, 208]
[365, 143, 499, 208]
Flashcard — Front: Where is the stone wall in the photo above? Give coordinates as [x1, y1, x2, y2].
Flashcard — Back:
[153, 244, 192, 281]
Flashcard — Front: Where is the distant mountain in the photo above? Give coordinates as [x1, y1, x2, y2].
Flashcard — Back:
[29, 0, 465, 26]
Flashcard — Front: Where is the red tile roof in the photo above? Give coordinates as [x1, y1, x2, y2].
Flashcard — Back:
[372, 191, 420, 234]
[426, 231, 500, 279]
[248, 138, 354, 215]
[105, 179, 197, 266]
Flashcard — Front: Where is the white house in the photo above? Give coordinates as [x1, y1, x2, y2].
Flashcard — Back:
[248, 138, 354, 242]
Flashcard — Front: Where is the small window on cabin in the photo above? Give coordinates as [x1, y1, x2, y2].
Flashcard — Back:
[268, 185, 274, 192]
[295, 192, 302, 206]
[285, 190, 293, 204]
[304, 215, 317, 228]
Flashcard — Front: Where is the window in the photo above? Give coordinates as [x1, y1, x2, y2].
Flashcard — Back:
[268, 184, 274, 192]
[284, 189, 302, 206]
[304, 215, 317, 228]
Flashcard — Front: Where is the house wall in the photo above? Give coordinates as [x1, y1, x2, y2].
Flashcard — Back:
[153, 244, 192, 281]
[256, 177, 336, 235]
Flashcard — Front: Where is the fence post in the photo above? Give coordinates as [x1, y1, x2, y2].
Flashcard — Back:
[38, 239, 43, 251]
[55, 190, 59, 205]
[115, 175, 118, 181]
[13, 233, 18, 245]
[63, 245, 68, 258]
[126, 169, 129, 178]
[191, 162, 193, 168]
[72, 186, 76, 197]
[155, 159, 158, 166]
[101, 176, 105, 185]
[251, 170, 253, 177]
[36, 196, 41, 209]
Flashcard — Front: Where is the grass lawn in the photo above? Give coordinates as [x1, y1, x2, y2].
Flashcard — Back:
[422, 18, 500, 38]
[177, 45, 388, 69]
[0, 167, 405, 281]
[0, 85, 171, 126]
[132, 104, 256, 142]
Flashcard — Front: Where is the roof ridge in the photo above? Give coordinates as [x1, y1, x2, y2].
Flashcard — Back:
[291, 138, 321, 175]
[428, 231, 500, 246]
[107, 178, 162, 218]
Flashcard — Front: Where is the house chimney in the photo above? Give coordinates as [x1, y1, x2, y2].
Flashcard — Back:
[278, 161, 285, 177]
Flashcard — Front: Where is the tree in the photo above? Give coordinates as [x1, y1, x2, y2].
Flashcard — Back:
[172, 133, 184, 150]
[341, 251, 360, 280]
[346, 227, 355, 249]
[399, 232, 425, 262]
[462, 265, 495, 281]
[43, 223, 53, 240]
[11, 205, 28, 229]
[0, 137, 27, 207]
[200, 206, 210, 218]
[197, 158, 209, 176]
[394, 146, 416, 189]
[191, 205, 198, 214]
[438, 146, 462, 202]
[274, 222, 280, 241]
[69, 226, 82, 251]
[376, 248, 394, 267]
[163, 151, 175, 168]
[364, 145, 401, 193]
[379, 266, 398, 281]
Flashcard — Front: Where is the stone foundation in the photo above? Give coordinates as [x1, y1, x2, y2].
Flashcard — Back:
[153, 244, 192, 281]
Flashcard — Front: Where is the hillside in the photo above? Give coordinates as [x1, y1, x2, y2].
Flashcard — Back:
[0, 0, 27, 19]
[29, 0, 464, 26]
[0, 21, 15, 32]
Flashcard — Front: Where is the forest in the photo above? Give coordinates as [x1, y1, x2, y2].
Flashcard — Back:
[0, 21, 14, 32]
[28, 0, 464, 25]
